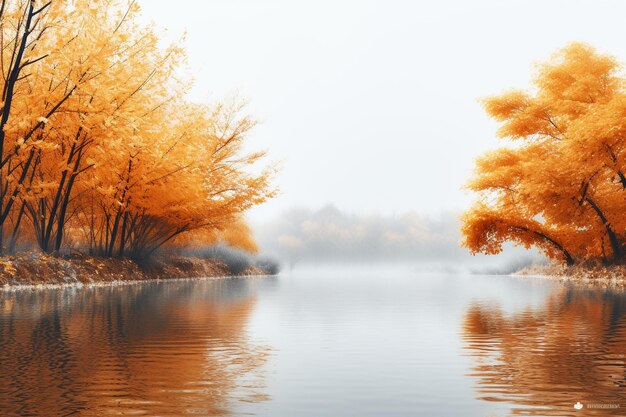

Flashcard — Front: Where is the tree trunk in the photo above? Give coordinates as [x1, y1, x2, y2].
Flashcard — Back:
[585, 196, 623, 262]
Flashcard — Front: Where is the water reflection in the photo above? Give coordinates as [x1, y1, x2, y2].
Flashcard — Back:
[463, 286, 626, 416]
[0, 279, 270, 417]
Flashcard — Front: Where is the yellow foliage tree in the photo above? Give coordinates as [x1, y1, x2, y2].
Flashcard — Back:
[463, 43, 626, 265]
[0, 0, 275, 258]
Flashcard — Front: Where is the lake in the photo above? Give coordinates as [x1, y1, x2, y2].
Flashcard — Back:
[0, 266, 625, 416]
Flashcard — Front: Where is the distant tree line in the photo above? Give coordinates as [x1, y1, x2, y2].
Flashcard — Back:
[255, 206, 476, 265]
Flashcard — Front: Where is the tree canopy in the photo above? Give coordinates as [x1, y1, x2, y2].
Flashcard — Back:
[463, 43, 626, 266]
[0, 0, 275, 258]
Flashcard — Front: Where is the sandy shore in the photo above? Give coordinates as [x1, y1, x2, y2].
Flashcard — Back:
[0, 253, 271, 289]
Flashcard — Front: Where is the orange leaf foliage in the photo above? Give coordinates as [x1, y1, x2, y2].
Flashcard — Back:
[463, 43, 626, 265]
[0, 0, 276, 258]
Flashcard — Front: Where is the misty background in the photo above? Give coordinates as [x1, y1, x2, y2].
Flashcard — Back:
[139, 0, 626, 220]
[136, 1, 626, 267]
[252, 205, 544, 273]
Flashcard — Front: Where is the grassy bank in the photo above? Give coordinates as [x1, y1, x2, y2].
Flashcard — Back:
[0, 251, 278, 288]
[515, 263, 626, 288]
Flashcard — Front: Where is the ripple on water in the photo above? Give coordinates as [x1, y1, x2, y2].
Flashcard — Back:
[0, 279, 270, 417]
[2, 271, 626, 416]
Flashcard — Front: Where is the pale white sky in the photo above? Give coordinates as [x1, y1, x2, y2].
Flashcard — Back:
[139, 0, 626, 221]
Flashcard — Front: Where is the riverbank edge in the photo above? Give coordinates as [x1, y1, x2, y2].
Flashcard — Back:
[0, 253, 274, 290]
[513, 263, 626, 288]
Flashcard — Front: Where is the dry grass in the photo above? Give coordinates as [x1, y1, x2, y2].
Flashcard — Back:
[515, 262, 626, 289]
[0, 252, 273, 288]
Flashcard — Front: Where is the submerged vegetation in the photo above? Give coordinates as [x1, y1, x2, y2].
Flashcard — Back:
[0, 0, 276, 272]
[463, 43, 626, 268]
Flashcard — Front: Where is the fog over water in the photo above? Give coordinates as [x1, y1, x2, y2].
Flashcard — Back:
[252, 205, 543, 273]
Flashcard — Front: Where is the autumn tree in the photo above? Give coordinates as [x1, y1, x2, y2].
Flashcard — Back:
[0, 0, 275, 258]
[463, 43, 626, 265]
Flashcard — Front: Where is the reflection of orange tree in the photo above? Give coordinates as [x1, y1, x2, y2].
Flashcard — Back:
[463, 289, 626, 416]
[0, 280, 270, 417]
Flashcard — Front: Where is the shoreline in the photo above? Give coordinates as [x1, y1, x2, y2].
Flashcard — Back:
[513, 263, 626, 289]
[0, 253, 276, 290]
[0, 274, 272, 292]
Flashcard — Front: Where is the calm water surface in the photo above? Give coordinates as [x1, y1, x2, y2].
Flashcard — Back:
[1, 267, 625, 416]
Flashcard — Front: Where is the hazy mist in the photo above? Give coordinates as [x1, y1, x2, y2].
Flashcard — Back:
[252, 205, 543, 273]
[138, 1, 626, 223]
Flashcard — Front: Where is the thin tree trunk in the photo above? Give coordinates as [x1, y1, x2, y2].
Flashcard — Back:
[585, 196, 622, 262]
[8, 202, 25, 253]
[513, 225, 575, 266]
